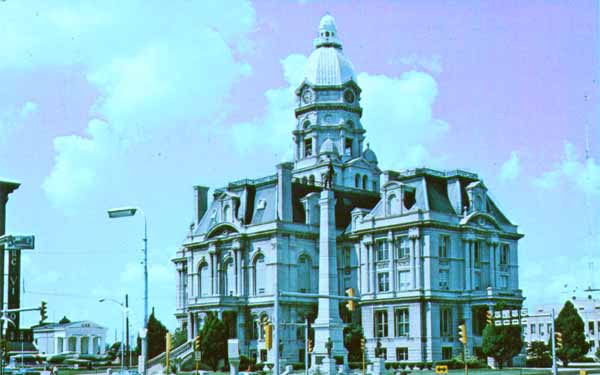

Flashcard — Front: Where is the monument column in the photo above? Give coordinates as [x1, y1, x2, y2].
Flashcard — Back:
[0, 180, 20, 334]
[311, 189, 347, 372]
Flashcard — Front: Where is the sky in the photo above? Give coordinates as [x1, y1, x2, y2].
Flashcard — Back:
[0, 0, 598, 342]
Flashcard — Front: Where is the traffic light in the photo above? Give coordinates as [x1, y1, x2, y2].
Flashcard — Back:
[458, 323, 467, 344]
[194, 335, 201, 351]
[485, 310, 493, 325]
[345, 288, 356, 312]
[555, 332, 563, 350]
[360, 338, 365, 351]
[265, 324, 273, 350]
[308, 338, 314, 353]
[39, 301, 48, 323]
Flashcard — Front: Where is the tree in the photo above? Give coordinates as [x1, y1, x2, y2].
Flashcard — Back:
[555, 300, 590, 366]
[198, 312, 227, 371]
[343, 323, 364, 362]
[172, 327, 187, 348]
[59, 316, 71, 324]
[481, 306, 523, 368]
[134, 308, 170, 359]
[527, 341, 552, 367]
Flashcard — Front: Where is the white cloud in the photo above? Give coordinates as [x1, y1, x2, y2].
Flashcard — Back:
[232, 55, 449, 171]
[395, 54, 443, 74]
[499, 151, 520, 181]
[533, 142, 600, 195]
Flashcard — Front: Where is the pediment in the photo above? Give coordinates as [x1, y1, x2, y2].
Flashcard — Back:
[206, 223, 240, 239]
[460, 212, 501, 230]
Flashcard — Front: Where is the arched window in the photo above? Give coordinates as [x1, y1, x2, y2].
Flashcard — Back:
[387, 194, 398, 215]
[302, 176, 308, 185]
[362, 175, 368, 190]
[253, 254, 266, 295]
[309, 175, 315, 185]
[297, 255, 311, 293]
[224, 258, 235, 296]
[223, 205, 230, 222]
[355, 174, 360, 188]
[198, 263, 209, 297]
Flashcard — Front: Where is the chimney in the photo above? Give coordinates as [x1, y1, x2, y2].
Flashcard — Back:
[276, 162, 294, 222]
[194, 185, 209, 223]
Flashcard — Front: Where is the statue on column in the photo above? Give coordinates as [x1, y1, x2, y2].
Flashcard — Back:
[323, 157, 335, 190]
[325, 337, 333, 358]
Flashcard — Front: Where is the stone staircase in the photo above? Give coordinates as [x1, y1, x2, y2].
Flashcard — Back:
[147, 340, 193, 375]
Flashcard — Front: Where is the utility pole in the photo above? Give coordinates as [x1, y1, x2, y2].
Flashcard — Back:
[125, 294, 129, 367]
[551, 309, 557, 375]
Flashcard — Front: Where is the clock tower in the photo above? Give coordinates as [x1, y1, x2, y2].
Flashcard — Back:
[292, 14, 380, 191]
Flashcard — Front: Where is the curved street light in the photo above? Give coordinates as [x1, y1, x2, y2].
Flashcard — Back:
[107, 207, 148, 375]
[99, 298, 128, 374]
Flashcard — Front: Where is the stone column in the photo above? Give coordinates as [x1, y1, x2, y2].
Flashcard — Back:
[234, 248, 239, 296]
[410, 237, 416, 289]
[187, 312, 193, 339]
[409, 227, 421, 290]
[0, 180, 20, 333]
[311, 190, 347, 370]
[389, 232, 396, 293]
[76, 337, 81, 354]
[464, 240, 472, 290]
[489, 242, 497, 288]
[371, 243, 376, 295]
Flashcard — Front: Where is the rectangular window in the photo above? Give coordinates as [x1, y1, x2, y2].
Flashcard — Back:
[395, 238, 410, 259]
[375, 310, 388, 337]
[531, 324, 536, 334]
[500, 275, 508, 289]
[591, 340, 596, 348]
[395, 308, 410, 337]
[439, 235, 450, 259]
[304, 138, 313, 157]
[474, 241, 481, 264]
[590, 321, 595, 335]
[547, 323, 552, 335]
[439, 270, 449, 290]
[398, 271, 410, 290]
[376, 241, 389, 261]
[440, 308, 452, 337]
[344, 138, 353, 155]
[378, 272, 390, 292]
[260, 349, 267, 362]
[539, 324, 544, 335]
[500, 244, 509, 265]
[442, 347, 453, 360]
[396, 347, 408, 361]
[344, 248, 351, 267]
[474, 272, 482, 290]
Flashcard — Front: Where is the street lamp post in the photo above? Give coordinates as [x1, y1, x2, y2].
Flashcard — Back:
[100, 298, 127, 374]
[107, 207, 148, 375]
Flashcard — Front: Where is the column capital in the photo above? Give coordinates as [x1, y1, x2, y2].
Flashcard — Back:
[463, 232, 476, 242]
[408, 227, 420, 239]
[208, 243, 217, 254]
[487, 233, 499, 245]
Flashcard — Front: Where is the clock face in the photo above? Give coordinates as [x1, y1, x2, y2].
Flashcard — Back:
[302, 89, 313, 104]
[343, 90, 355, 103]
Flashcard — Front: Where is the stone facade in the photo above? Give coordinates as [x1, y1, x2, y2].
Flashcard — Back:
[33, 321, 107, 355]
[173, 15, 524, 364]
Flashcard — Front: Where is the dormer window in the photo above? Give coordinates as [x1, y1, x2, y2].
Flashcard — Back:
[304, 138, 313, 157]
[403, 190, 416, 209]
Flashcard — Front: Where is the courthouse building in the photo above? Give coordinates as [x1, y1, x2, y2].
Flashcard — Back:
[33, 320, 107, 355]
[173, 15, 524, 363]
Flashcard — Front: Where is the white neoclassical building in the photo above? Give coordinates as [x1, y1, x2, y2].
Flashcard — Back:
[173, 15, 524, 364]
[33, 321, 107, 355]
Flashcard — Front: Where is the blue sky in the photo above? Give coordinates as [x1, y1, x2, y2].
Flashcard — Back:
[0, 1, 598, 340]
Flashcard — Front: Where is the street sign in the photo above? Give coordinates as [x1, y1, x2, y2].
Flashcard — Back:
[0, 235, 35, 250]
[195, 352, 201, 361]
[435, 365, 448, 374]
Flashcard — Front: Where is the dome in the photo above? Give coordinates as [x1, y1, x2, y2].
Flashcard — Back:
[319, 138, 339, 155]
[363, 143, 378, 163]
[319, 14, 337, 33]
[305, 47, 356, 86]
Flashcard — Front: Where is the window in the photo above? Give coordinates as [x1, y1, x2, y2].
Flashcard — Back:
[590, 340, 596, 349]
[225, 259, 235, 296]
[387, 194, 398, 215]
[403, 189, 416, 209]
[375, 310, 388, 337]
[500, 244, 509, 265]
[362, 175, 368, 190]
[309, 174, 315, 185]
[500, 275, 508, 289]
[440, 308, 452, 337]
[304, 138, 313, 157]
[439, 270, 449, 290]
[442, 347, 453, 360]
[378, 272, 390, 292]
[474, 272, 482, 290]
[539, 324, 544, 336]
[590, 321, 595, 335]
[344, 248, 351, 267]
[439, 235, 450, 259]
[260, 349, 267, 362]
[473, 241, 481, 264]
[254, 254, 266, 295]
[199, 263, 210, 296]
[223, 205, 230, 222]
[531, 324, 536, 334]
[395, 308, 410, 336]
[298, 256, 311, 293]
[379, 348, 387, 360]
[547, 324, 552, 335]
[376, 241, 389, 261]
[345, 138, 353, 155]
[355, 174, 360, 188]
[395, 238, 410, 259]
[396, 347, 408, 361]
[398, 271, 410, 290]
